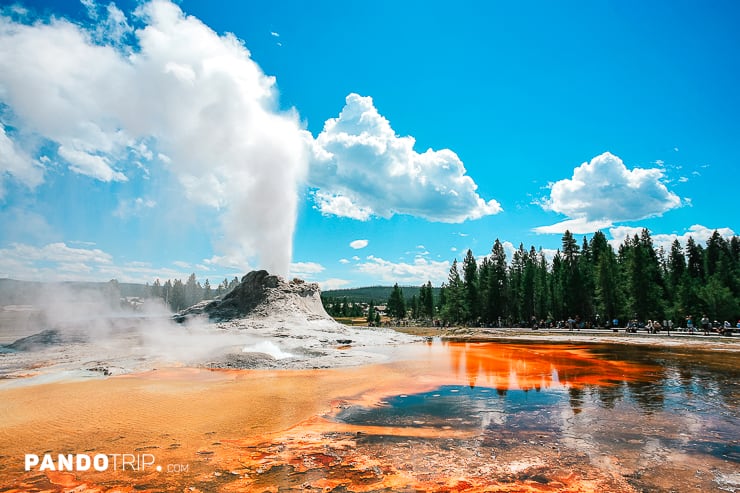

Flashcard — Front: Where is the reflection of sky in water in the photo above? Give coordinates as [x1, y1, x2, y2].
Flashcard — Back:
[338, 385, 565, 433]
[338, 342, 740, 464]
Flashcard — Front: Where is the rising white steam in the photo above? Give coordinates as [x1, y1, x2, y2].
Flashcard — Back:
[0, 0, 309, 276]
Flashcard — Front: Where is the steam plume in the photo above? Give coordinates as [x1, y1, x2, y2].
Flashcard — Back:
[0, 0, 309, 275]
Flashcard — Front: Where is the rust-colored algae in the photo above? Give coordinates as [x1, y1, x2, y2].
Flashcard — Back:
[1, 341, 737, 492]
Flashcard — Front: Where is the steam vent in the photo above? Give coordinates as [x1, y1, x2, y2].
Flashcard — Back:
[173, 270, 330, 323]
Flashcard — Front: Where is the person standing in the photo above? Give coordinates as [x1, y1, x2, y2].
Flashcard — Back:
[701, 315, 710, 335]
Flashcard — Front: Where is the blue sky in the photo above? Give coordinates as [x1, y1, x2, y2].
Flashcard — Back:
[0, 0, 738, 289]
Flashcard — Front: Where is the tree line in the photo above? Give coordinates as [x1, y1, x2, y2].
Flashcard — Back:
[386, 229, 740, 327]
[148, 274, 240, 312]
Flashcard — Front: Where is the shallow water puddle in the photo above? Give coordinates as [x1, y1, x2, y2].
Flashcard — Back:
[1, 340, 738, 492]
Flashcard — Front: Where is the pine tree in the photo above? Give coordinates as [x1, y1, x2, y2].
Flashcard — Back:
[170, 279, 186, 312]
[550, 252, 566, 321]
[462, 249, 479, 323]
[561, 231, 582, 318]
[203, 279, 212, 300]
[534, 249, 549, 321]
[151, 279, 162, 299]
[163, 279, 173, 307]
[578, 236, 594, 321]
[185, 273, 200, 307]
[666, 239, 686, 318]
[410, 294, 419, 319]
[387, 283, 406, 319]
[443, 260, 467, 323]
[508, 244, 526, 324]
[594, 243, 621, 323]
[698, 275, 738, 322]
[419, 281, 435, 320]
[438, 284, 447, 318]
[367, 301, 376, 325]
[705, 230, 725, 278]
[624, 229, 665, 321]
[486, 239, 508, 325]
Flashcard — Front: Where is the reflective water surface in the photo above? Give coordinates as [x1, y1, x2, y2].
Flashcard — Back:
[231, 341, 739, 492]
[1, 340, 739, 492]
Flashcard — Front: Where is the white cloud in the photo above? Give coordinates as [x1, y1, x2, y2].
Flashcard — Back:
[318, 278, 351, 291]
[0, 123, 44, 199]
[0, 240, 246, 283]
[309, 93, 501, 223]
[57, 145, 128, 182]
[534, 217, 614, 235]
[678, 176, 689, 183]
[0, 242, 112, 280]
[113, 196, 157, 218]
[203, 254, 252, 273]
[540, 248, 559, 263]
[313, 191, 373, 220]
[349, 239, 369, 249]
[351, 255, 360, 261]
[536, 152, 681, 234]
[609, 224, 736, 252]
[357, 255, 450, 284]
[270, 31, 279, 37]
[502, 241, 516, 260]
[338, 258, 350, 264]
[0, 1, 309, 276]
[289, 261, 325, 279]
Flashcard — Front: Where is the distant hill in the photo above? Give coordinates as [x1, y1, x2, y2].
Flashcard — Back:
[1, 279, 441, 307]
[0, 278, 150, 305]
[322, 285, 440, 303]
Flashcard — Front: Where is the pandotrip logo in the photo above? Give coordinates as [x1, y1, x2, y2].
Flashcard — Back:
[24, 453, 189, 473]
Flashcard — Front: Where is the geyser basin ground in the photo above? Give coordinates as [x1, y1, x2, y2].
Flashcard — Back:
[1, 340, 738, 492]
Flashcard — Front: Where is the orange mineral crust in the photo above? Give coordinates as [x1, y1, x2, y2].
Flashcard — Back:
[1, 342, 736, 492]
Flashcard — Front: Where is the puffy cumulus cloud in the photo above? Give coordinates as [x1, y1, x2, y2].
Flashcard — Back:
[535, 152, 681, 234]
[318, 278, 351, 291]
[357, 255, 450, 285]
[309, 94, 501, 223]
[0, 0, 309, 276]
[349, 239, 368, 249]
[609, 224, 736, 252]
[313, 191, 373, 221]
[289, 261, 325, 279]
